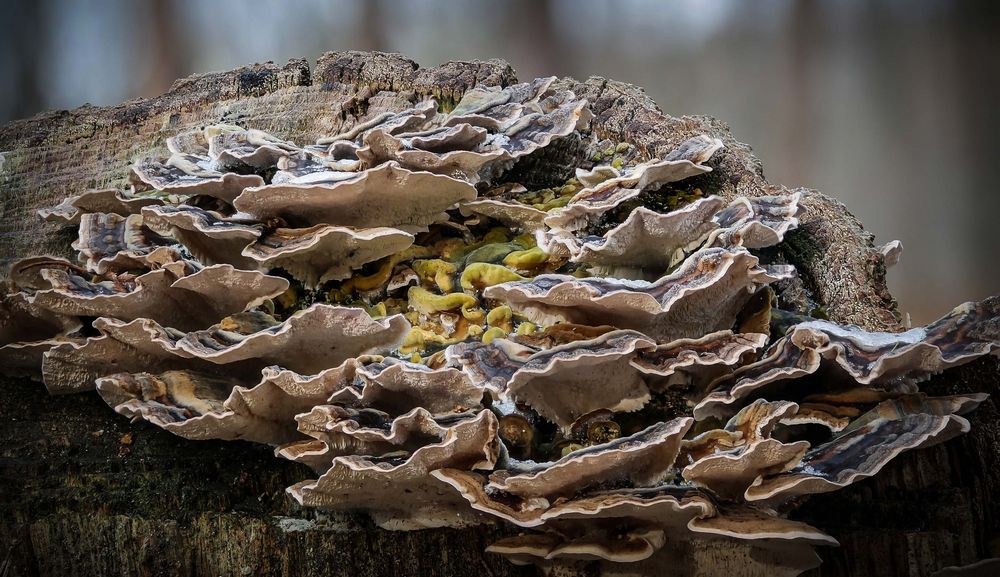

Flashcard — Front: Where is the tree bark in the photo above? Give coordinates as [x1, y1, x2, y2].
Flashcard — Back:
[0, 50, 996, 577]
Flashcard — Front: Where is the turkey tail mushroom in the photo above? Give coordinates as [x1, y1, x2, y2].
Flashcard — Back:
[5, 69, 997, 577]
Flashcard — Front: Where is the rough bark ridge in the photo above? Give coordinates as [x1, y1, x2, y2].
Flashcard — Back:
[0, 51, 996, 577]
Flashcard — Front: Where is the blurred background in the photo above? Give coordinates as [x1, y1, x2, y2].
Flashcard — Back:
[1, 0, 997, 324]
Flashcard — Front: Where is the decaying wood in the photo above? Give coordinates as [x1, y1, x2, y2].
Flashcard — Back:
[0, 50, 996, 577]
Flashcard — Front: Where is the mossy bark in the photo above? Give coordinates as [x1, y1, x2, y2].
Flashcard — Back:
[1, 50, 996, 577]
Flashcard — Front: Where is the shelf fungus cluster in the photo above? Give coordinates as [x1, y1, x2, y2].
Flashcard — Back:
[3, 76, 999, 577]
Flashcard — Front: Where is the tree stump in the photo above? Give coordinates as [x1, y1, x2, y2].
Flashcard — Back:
[1, 50, 997, 577]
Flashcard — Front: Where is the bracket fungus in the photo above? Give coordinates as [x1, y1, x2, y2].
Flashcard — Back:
[38, 188, 164, 225]
[4, 69, 999, 577]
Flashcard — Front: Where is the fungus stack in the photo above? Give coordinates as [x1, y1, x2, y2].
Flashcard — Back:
[2, 76, 998, 577]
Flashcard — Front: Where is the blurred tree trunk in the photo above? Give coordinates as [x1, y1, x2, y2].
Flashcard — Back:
[783, 0, 819, 186]
[137, 0, 183, 99]
[1, 0, 44, 120]
[508, 0, 563, 79]
[0, 51, 997, 577]
[359, 0, 388, 53]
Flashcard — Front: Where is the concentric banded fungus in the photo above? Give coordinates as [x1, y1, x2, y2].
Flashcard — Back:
[243, 226, 414, 288]
[489, 418, 692, 499]
[27, 264, 288, 332]
[1, 277, 82, 379]
[682, 400, 809, 499]
[486, 247, 792, 341]
[445, 337, 540, 393]
[539, 192, 802, 280]
[486, 530, 668, 564]
[73, 212, 173, 271]
[38, 188, 164, 224]
[600, 539, 824, 577]
[459, 198, 549, 231]
[282, 404, 485, 473]
[41, 316, 259, 394]
[542, 199, 727, 277]
[233, 162, 476, 231]
[543, 135, 723, 233]
[709, 193, 802, 250]
[537, 485, 714, 526]
[433, 471, 715, 529]
[744, 394, 987, 506]
[631, 330, 768, 393]
[695, 297, 1000, 420]
[331, 358, 485, 416]
[487, 506, 834, 567]
[271, 151, 361, 184]
[96, 360, 362, 445]
[687, 506, 837, 546]
[140, 205, 264, 269]
[500, 330, 657, 429]
[130, 154, 265, 202]
[6, 67, 999, 577]
[205, 124, 299, 170]
[357, 126, 506, 181]
[288, 410, 500, 530]
[38, 326, 164, 393]
[175, 304, 409, 375]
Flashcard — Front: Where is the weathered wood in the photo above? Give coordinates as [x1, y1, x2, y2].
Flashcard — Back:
[1, 50, 996, 577]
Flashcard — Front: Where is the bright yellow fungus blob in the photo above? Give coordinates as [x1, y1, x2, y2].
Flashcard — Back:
[408, 286, 479, 315]
[365, 302, 387, 319]
[503, 246, 548, 270]
[482, 326, 507, 344]
[412, 259, 457, 292]
[460, 263, 526, 291]
[516, 321, 537, 335]
[399, 327, 448, 355]
[487, 305, 513, 332]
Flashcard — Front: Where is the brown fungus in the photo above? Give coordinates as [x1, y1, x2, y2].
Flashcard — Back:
[433, 466, 714, 530]
[233, 161, 477, 231]
[485, 247, 792, 342]
[630, 330, 768, 394]
[41, 316, 261, 394]
[488, 418, 692, 500]
[38, 188, 164, 225]
[204, 124, 300, 170]
[329, 357, 486, 416]
[539, 192, 801, 280]
[140, 205, 263, 269]
[501, 330, 657, 430]
[540, 198, 727, 278]
[25, 264, 287, 332]
[486, 529, 668, 564]
[744, 394, 987, 506]
[357, 125, 506, 182]
[72, 212, 174, 271]
[243, 225, 414, 288]
[0, 279, 83, 380]
[5, 69, 998, 577]
[543, 135, 723, 233]
[175, 304, 409, 375]
[96, 360, 363, 445]
[287, 410, 501, 530]
[130, 153, 265, 202]
[284, 405, 482, 473]
[695, 297, 1000, 420]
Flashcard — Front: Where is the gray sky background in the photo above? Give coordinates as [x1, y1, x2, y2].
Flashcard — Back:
[2, 0, 997, 324]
